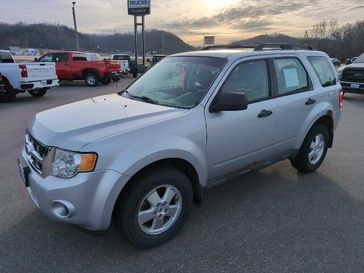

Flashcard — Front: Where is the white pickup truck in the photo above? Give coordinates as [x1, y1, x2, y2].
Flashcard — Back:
[0, 50, 59, 102]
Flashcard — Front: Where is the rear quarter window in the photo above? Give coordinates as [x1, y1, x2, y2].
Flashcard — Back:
[308, 56, 337, 87]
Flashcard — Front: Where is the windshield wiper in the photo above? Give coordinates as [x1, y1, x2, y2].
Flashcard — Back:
[119, 90, 159, 105]
[133, 95, 159, 105]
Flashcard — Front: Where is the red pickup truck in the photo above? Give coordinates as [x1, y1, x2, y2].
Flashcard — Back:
[37, 51, 121, 87]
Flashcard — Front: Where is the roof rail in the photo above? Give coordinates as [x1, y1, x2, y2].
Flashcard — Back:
[254, 43, 315, 51]
[202, 43, 315, 51]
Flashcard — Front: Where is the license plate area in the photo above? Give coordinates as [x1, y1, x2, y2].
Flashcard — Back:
[351, 83, 360, 89]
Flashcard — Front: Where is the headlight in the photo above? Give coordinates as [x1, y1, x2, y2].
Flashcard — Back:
[50, 148, 97, 178]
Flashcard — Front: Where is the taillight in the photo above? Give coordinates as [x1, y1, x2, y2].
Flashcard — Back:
[339, 88, 344, 109]
[19, 65, 28, 78]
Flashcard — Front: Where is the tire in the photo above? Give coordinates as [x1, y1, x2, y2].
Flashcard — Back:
[0, 79, 16, 102]
[112, 78, 120, 82]
[132, 72, 138, 78]
[114, 166, 193, 248]
[291, 124, 329, 173]
[84, 73, 98, 87]
[101, 77, 111, 85]
[28, 88, 47, 98]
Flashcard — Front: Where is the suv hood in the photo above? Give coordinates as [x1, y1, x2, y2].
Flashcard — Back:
[28, 94, 187, 151]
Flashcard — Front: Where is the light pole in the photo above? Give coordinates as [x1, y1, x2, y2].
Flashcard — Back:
[72, 1, 80, 51]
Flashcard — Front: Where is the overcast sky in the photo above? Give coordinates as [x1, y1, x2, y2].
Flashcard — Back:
[1, 0, 364, 45]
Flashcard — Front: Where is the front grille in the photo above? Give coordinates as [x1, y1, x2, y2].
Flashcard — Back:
[342, 68, 364, 83]
[25, 133, 49, 174]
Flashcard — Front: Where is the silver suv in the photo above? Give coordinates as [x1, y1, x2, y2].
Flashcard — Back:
[18, 44, 343, 248]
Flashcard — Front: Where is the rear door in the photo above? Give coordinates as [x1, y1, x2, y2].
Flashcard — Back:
[270, 56, 317, 152]
[205, 57, 280, 180]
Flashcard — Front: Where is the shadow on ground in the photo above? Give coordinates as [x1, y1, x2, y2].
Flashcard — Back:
[1, 163, 363, 273]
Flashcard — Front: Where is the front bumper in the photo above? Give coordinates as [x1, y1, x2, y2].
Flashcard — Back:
[340, 81, 364, 94]
[20, 79, 59, 91]
[19, 148, 129, 230]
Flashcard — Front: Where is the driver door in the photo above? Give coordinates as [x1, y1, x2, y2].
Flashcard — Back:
[205, 58, 279, 180]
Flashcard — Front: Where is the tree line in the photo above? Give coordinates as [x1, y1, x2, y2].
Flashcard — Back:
[0, 22, 193, 54]
[303, 19, 364, 61]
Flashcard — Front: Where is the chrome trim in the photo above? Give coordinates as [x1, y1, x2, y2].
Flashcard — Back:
[25, 133, 54, 178]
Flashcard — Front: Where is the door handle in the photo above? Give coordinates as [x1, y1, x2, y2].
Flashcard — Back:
[257, 109, 273, 118]
[305, 98, 316, 105]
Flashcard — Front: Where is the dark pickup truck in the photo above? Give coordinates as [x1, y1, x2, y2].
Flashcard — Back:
[339, 53, 364, 94]
[110, 54, 138, 78]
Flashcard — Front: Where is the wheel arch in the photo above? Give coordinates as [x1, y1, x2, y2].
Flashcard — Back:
[116, 158, 202, 207]
[296, 110, 334, 150]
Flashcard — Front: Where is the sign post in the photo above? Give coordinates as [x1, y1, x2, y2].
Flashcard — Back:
[128, 0, 151, 66]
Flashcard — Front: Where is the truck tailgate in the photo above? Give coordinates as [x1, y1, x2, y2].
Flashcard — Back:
[107, 61, 121, 72]
[24, 62, 57, 79]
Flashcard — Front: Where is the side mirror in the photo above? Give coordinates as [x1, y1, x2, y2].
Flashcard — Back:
[209, 92, 248, 113]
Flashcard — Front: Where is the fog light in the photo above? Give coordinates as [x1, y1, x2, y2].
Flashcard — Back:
[50, 200, 75, 219]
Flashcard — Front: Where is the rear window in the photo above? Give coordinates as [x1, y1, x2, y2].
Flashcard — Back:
[72, 53, 87, 61]
[113, 55, 130, 61]
[273, 57, 311, 96]
[308, 56, 336, 87]
[0, 51, 14, 63]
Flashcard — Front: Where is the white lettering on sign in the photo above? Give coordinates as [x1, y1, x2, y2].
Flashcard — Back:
[129, 0, 150, 8]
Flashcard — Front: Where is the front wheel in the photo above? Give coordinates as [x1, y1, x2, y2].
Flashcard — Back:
[291, 125, 329, 173]
[28, 88, 47, 98]
[113, 167, 193, 248]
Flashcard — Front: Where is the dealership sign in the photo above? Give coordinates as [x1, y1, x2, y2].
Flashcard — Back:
[128, 0, 151, 15]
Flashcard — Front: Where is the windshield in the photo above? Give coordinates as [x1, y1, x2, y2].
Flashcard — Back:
[122, 56, 226, 109]
[354, 53, 364, 63]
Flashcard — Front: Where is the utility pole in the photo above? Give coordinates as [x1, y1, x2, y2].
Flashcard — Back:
[72, 1, 80, 51]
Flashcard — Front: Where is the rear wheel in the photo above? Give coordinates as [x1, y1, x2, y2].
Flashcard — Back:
[101, 77, 111, 85]
[132, 72, 138, 78]
[291, 125, 329, 173]
[84, 73, 98, 87]
[113, 166, 193, 248]
[28, 88, 47, 98]
[0, 79, 16, 102]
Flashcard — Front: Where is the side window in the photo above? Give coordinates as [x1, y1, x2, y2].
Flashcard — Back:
[53, 53, 68, 63]
[308, 56, 336, 87]
[72, 54, 87, 61]
[273, 58, 311, 96]
[39, 54, 53, 62]
[221, 60, 269, 103]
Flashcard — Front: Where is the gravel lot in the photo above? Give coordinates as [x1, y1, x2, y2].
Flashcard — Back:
[0, 81, 363, 273]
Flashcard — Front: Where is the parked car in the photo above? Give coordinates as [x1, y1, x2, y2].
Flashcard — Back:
[37, 51, 121, 86]
[339, 53, 364, 94]
[0, 50, 59, 102]
[149, 54, 167, 66]
[111, 54, 138, 78]
[18, 45, 342, 248]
